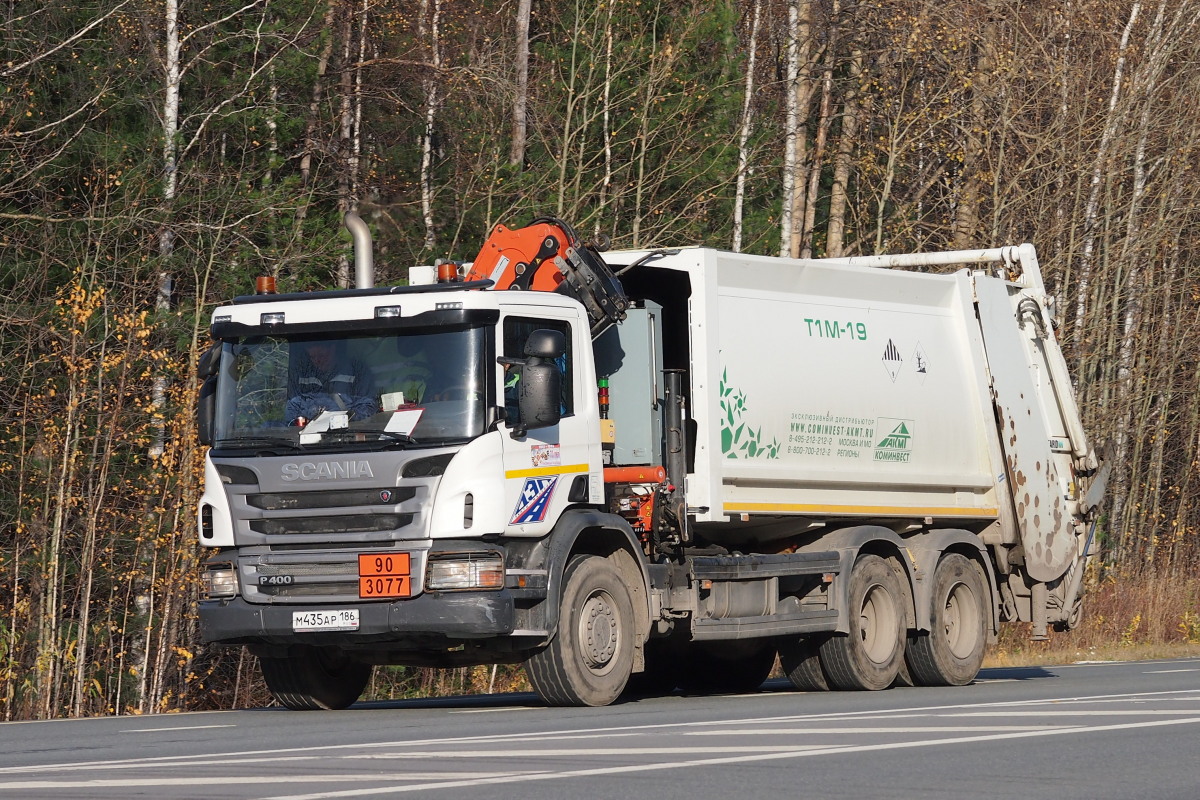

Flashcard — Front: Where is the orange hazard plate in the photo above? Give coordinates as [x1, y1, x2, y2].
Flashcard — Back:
[358, 552, 410, 577]
[357, 553, 411, 599]
[358, 575, 411, 599]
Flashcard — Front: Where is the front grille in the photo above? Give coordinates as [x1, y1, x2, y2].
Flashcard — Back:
[247, 486, 416, 511]
[241, 547, 426, 604]
[257, 582, 359, 597]
[257, 561, 357, 576]
[249, 513, 414, 536]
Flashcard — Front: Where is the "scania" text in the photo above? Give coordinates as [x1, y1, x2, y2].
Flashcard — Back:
[280, 461, 375, 481]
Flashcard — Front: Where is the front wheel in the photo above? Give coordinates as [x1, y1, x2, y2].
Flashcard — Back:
[525, 555, 636, 706]
[820, 554, 907, 691]
[259, 646, 371, 710]
[906, 553, 987, 686]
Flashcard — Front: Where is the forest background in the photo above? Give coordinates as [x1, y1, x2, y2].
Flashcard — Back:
[3, 0, 1200, 720]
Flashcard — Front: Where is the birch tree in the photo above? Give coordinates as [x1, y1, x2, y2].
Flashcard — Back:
[511, 0, 532, 167]
[732, 0, 763, 253]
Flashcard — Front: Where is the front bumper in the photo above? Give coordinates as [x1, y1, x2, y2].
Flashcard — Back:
[199, 590, 516, 646]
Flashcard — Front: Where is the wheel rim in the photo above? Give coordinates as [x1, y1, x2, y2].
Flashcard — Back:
[943, 581, 981, 659]
[859, 583, 899, 664]
[578, 588, 620, 675]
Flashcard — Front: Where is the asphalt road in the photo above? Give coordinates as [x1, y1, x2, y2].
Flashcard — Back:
[3, 658, 1200, 799]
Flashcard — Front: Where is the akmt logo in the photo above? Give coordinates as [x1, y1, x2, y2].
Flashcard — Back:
[874, 420, 913, 463]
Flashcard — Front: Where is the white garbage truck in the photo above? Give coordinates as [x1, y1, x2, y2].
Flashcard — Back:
[195, 214, 1105, 708]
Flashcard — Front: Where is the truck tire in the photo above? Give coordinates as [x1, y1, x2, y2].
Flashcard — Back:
[906, 553, 987, 686]
[779, 635, 830, 692]
[525, 554, 635, 706]
[820, 554, 906, 691]
[677, 641, 776, 694]
[259, 646, 371, 710]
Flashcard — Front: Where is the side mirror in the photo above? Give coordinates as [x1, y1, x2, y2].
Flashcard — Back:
[197, 376, 217, 446]
[505, 329, 566, 438]
[198, 343, 221, 378]
[516, 361, 561, 435]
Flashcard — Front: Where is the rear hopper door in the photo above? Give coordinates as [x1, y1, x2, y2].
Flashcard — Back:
[973, 278, 1076, 583]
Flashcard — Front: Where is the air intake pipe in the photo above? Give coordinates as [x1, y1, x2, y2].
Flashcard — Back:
[344, 211, 374, 289]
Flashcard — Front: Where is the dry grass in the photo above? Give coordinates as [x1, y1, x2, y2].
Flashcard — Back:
[985, 567, 1200, 668]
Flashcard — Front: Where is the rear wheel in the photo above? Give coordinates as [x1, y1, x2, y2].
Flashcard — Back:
[677, 640, 776, 694]
[259, 646, 371, 710]
[906, 553, 987, 686]
[525, 555, 635, 706]
[779, 635, 830, 692]
[820, 555, 906, 691]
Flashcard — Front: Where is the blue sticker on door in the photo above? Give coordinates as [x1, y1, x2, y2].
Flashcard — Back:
[511, 476, 558, 524]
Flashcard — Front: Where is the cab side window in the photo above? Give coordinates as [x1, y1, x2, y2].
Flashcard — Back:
[502, 317, 573, 421]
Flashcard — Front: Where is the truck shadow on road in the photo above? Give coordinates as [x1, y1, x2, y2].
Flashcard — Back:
[974, 665, 1061, 681]
[269, 667, 1061, 713]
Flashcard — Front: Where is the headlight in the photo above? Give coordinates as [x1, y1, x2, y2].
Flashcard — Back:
[425, 553, 504, 591]
[201, 562, 240, 599]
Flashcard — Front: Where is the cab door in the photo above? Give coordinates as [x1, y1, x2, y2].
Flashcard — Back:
[498, 311, 598, 536]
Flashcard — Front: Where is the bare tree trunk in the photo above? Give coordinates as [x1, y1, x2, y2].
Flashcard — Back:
[149, 0, 182, 459]
[299, 2, 337, 190]
[419, 0, 442, 252]
[1073, 1, 1141, 349]
[510, 0, 531, 167]
[951, 8, 997, 250]
[264, 66, 278, 189]
[780, 0, 815, 258]
[826, 46, 861, 258]
[353, 0, 367, 206]
[801, 0, 840, 258]
[732, 0, 762, 253]
[294, 0, 338, 249]
[555, 0, 588, 220]
[597, 7, 615, 239]
[1109, 0, 1181, 562]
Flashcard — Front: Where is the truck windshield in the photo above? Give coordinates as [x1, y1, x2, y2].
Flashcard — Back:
[211, 326, 487, 451]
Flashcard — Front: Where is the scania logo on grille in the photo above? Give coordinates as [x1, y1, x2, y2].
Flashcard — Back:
[380, 490, 393, 502]
[280, 460, 375, 482]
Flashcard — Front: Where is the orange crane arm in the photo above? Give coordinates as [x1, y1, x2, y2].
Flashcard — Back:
[465, 217, 629, 337]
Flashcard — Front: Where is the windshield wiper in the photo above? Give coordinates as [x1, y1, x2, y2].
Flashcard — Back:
[212, 436, 301, 455]
[311, 430, 419, 448]
[376, 431, 419, 446]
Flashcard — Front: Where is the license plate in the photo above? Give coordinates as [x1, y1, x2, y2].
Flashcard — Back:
[292, 609, 359, 632]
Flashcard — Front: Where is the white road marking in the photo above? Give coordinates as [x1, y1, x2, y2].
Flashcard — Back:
[5, 687, 1200, 778]
[1145, 668, 1200, 674]
[122, 724, 237, 733]
[950, 710, 1200, 716]
[0, 772, 540, 790]
[450, 706, 540, 714]
[259, 716, 1200, 800]
[683, 726, 1077, 735]
[348, 746, 835, 758]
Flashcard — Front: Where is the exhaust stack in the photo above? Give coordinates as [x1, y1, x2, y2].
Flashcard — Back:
[344, 211, 374, 289]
